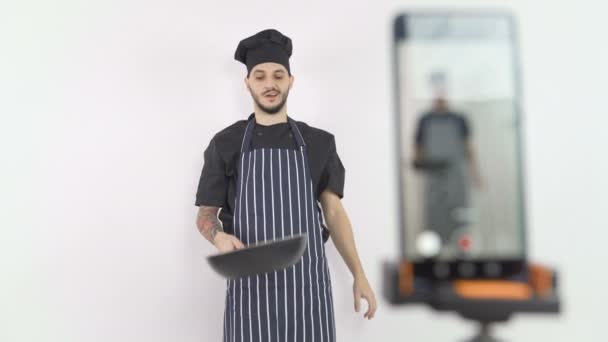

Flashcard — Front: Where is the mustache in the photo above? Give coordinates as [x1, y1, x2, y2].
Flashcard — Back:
[263, 89, 280, 96]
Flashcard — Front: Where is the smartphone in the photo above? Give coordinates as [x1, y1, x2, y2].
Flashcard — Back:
[393, 12, 527, 279]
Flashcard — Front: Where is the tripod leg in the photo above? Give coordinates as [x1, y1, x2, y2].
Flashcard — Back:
[464, 322, 503, 342]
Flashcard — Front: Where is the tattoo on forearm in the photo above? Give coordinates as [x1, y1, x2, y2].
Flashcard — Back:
[197, 206, 223, 242]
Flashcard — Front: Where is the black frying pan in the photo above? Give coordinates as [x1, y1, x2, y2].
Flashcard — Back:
[207, 233, 308, 279]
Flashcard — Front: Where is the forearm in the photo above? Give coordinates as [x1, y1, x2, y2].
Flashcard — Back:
[322, 195, 377, 319]
[196, 206, 223, 243]
[324, 208, 365, 279]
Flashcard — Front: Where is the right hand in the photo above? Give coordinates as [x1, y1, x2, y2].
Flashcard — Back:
[213, 232, 245, 253]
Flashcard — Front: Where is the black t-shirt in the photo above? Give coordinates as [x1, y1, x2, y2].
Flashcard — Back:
[415, 111, 470, 145]
[195, 114, 345, 235]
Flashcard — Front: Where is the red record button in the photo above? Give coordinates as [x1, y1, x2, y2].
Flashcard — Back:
[458, 235, 472, 251]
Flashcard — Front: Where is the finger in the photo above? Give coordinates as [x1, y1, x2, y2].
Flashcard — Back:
[368, 297, 377, 319]
[354, 291, 361, 312]
[362, 293, 377, 319]
[361, 294, 371, 319]
[218, 242, 235, 253]
[232, 238, 245, 249]
[370, 296, 378, 319]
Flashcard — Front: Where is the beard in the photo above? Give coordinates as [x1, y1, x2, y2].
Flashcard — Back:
[251, 88, 289, 114]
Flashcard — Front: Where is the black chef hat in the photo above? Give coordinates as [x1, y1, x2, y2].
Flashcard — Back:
[234, 29, 293, 75]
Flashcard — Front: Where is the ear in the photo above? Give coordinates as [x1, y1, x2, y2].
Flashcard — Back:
[289, 75, 295, 90]
[244, 77, 250, 91]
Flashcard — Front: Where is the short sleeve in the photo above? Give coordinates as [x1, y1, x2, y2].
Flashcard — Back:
[460, 116, 471, 139]
[195, 138, 228, 207]
[415, 116, 427, 145]
[319, 137, 345, 198]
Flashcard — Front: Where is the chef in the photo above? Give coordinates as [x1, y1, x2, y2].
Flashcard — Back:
[195, 29, 377, 342]
[414, 96, 479, 247]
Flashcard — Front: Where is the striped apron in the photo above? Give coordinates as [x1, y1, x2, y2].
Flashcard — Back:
[222, 117, 337, 342]
[422, 117, 468, 244]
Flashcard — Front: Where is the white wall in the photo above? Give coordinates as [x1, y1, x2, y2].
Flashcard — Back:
[1, 0, 607, 341]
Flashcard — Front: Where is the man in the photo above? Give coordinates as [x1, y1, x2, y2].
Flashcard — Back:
[414, 96, 481, 248]
[195, 29, 377, 342]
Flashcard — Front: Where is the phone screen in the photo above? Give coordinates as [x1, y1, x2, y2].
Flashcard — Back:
[394, 13, 526, 269]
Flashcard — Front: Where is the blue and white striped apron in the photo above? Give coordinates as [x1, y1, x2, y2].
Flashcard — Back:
[223, 117, 336, 342]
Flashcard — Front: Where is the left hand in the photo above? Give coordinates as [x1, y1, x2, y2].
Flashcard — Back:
[353, 275, 377, 320]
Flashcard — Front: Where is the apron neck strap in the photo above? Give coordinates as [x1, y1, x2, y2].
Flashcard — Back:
[240, 118, 255, 154]
[288, 117, 306, 149]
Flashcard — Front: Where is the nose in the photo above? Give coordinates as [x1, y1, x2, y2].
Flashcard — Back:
[263, 79, 277, 91]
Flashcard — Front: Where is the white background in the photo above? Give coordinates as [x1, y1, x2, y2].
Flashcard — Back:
[1, 0, 607, 341]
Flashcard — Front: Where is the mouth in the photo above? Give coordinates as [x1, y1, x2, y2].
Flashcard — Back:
[264, 91, 279, 101]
